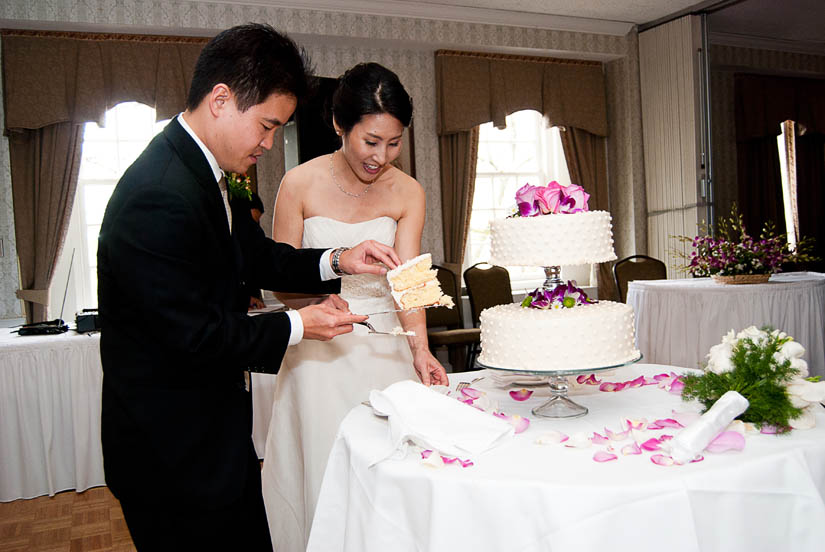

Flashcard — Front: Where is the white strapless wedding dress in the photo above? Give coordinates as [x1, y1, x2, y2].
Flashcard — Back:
[262, 216, 416, 551]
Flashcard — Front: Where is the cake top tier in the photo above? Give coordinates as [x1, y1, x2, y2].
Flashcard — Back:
[489, 210, 617, 267]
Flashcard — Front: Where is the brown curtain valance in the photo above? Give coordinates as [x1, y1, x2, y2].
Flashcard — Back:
[2, 30, 208, 131]
[436, 50, 608, 137]
[735, 74, 825, 140]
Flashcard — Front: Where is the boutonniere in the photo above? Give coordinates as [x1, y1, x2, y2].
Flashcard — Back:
[225, 172, 253, 201]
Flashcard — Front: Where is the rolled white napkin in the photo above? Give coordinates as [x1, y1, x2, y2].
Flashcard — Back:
[368, 380, 514, 466]
[667, 390, 750, 463]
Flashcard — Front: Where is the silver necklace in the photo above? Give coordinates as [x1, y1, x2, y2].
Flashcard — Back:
[330, 151, 376, 198]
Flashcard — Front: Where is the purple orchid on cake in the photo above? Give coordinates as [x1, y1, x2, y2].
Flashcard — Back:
[521, 280, 595, 309]
[514, 181, 590, 217]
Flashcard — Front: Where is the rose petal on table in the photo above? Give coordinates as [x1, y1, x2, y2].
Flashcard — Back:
[591, 432, 610, 445]
[652, 373, 671, 382]
[646, 421, 663, 430]
[604, 427, 630, 441]
[509, 389, 533, 401]
[621, 442, 642, 455]
[593, 450, 618, 462]
[576, 374, 601, 385]
[658, 434, 674, 441]
[421, 449, 433, 459]
[651, 454, 675, 466]
[654, 418, 684, 429]
[671, 410, 701, 427]
[642, 377, 660, 386]
[760, 425, 779, 434]
[493, 412, 531, 434]
[599, 381, 627, 392]
[626, 375, 646, 388]
[421, 450, 444, 468]
[624, 418, 648, 431]
[690, 455, 705, 463]
[460, 387, 482, 400]
[668, 378, 685, 394]
[705, 431, 745, 453]
[641, 438, 662, 451]
[564, 432, 593, 448]
[535, 431, 569, 445]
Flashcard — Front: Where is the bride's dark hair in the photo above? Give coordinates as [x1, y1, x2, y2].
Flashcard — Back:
[330, 62, 413, 134]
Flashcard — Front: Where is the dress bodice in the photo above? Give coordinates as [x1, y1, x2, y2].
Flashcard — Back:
[302, 216, 397, 306]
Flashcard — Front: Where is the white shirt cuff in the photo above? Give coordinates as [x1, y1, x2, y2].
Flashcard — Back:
[286, 310, 304, 345]
[319, 248, 339, 281]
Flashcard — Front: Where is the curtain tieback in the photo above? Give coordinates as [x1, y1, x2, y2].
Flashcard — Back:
[16, 289, 49, 305]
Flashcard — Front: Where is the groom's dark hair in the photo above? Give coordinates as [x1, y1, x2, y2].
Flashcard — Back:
[187, 23, 313, 112]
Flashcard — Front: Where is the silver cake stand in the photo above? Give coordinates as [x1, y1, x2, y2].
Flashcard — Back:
[476, 354, 643, 419]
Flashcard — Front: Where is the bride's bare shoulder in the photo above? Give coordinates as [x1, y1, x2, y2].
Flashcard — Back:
[281, 154, 332, 193]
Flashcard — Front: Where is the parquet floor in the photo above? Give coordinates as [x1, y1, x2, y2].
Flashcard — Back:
[0, 486, 135, 551]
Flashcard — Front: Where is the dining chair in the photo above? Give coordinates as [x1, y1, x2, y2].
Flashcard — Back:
[426, 263, 480, 373]
[612, 255, 667, 302]
[463, 263, 513, 368]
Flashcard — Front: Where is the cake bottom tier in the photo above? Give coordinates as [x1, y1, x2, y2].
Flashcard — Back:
[478, 301, 640, 372]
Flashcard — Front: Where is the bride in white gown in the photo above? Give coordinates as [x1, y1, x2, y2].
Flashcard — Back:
[262, 63, 448, 551]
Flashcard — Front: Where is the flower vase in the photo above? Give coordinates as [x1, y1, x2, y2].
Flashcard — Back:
[711, 274, 771, 285]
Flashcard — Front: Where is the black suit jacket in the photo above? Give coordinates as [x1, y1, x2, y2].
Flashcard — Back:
[97, 117, 339, 506]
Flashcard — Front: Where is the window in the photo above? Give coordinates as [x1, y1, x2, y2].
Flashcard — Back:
[50, 102, 170, 319]
[463, 110, 575, 293]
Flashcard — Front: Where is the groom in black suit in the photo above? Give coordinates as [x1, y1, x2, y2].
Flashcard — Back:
[97, 24, 399, 550]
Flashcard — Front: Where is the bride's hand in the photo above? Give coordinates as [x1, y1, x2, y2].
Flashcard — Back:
[412, 348, 448, 387]
[338, 240, 401, 276]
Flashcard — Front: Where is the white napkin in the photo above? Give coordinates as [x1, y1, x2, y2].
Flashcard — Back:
[667, 390, 750, 463]
[368, 380, 514, 466]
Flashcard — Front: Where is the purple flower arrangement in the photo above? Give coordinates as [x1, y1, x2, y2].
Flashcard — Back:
[514, 181, 590, 217]
[677, 206, 817, 277]
[521, 280, 595, 310]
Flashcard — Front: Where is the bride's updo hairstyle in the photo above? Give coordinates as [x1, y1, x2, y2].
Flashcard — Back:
[331, 62, 413, 134]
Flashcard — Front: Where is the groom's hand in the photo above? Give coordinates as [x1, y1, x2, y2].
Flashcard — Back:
[338, 240, 401, 276]
[298, 297, 367, 341]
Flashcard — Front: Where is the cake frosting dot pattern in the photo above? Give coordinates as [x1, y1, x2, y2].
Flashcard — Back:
[489, 210, 618, 267]
[478, 302, 640, 372]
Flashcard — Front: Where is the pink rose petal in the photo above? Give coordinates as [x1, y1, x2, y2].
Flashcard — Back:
[652, 373, 671, 382]
[599, 381, 627, 392]
[593, 451, 618, 462]
[626, 375, 646, 388]
[658, 434, 674, 441]
[604, 427, 630, 441]
[671, 410, 701, 427]
[641, 438, 662, 451]
[421, 450, 433, 459]
[646, 421, 663, 430]
[668, 379, 685, 395]
[651, 454, 675, 466]
[624, 418, 648, 430]
[760, 425, 779, 434]
[535, 431, 569, 444]
[460, 387, 482, 400]
[577, 374, 601, 385]
[494, 412, 530, 434]
[591, 432, 610, 445]
[704, 431, 746, 453]
[654, 418, 684, 429]
[621, 442, 642, 455]
[509, 388, 534, 401]
[690, 455, 704, 463]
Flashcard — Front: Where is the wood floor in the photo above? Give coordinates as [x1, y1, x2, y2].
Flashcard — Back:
[0, 487, 135, 552]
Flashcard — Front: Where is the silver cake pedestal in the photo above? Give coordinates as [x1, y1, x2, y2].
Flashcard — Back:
[477, 354, 643, 419]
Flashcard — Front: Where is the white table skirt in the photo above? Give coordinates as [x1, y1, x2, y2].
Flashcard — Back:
[0, 328, 276, 502]
[627, 272, 825, 377]
[308, 365, 825, 552]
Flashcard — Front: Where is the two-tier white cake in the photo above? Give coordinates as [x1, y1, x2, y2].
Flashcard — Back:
[478, 210, 640, 372]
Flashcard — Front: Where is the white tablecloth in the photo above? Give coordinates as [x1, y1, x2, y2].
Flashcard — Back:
[627, 272, 825, 377]
[0, 328, 277, 502]
[308, 365, 825, 552]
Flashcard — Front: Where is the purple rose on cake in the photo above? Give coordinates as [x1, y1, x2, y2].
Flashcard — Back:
[521, 280, 595, 309]
[515, 181, 590, 216]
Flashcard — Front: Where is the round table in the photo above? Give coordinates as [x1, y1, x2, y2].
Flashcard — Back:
[627, 272, 825, 377]
[307, 364, 825, 552]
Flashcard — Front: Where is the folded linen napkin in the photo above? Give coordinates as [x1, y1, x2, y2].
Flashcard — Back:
[667, 390, 749, 464]
[368, 380, 514, 466]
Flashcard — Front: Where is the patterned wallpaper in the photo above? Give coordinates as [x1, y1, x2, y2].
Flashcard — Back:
[709, 44, 825, 224]
[0, 0, 641, 319]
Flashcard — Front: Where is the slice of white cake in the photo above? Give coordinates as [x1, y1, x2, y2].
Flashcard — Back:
[387, 253, 454, 310]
